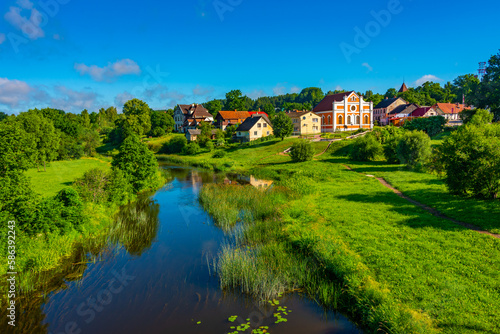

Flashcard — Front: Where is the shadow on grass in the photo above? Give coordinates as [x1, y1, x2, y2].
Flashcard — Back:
[318, 158, 404, 173]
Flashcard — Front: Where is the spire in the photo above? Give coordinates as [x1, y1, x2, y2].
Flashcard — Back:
[399, 82, 408, 93]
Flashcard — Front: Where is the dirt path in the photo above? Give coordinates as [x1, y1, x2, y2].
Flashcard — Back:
[343, 164, 500, 239]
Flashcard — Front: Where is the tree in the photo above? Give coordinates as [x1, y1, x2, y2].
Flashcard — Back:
[149, 110, 174, 137]
[385, 88, 398, 98]
[122, 99, 152, 136]
[225, 90, 246, 111]
[469, 109, 493, 126]
[112, 135, 161, 192]
[14, 112, 60, 171]
[474, 50, 500, 121]
[162, 135, 187, 154]
[296, 87, 324, 106]
[205, 100, 223, 117]
[81, 109, 91, 128]
[272, 112, 293, 140]
[290, 140, 315, 162]
[0, 120, 36, 176]
[349, 134, 383, 161]
[439, 123, 500, 199]
[403, 116, 447, 137]
[263, 104, 276, 121]
[452, 74, 480, 105]
[0, 112, 8, 122]
[225, 124, 238, 139]
[198, 122, 213, 147]
[396, 130, 432, 169]
[79, 129, 100, 156]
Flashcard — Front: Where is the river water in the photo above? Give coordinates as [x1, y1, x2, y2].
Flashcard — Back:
[4, 166, 361, 334]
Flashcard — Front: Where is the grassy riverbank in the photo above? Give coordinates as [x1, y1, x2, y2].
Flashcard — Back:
[167, 136, 500, 333]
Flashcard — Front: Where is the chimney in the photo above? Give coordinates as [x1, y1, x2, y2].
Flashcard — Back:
[385, 97, 388, 99]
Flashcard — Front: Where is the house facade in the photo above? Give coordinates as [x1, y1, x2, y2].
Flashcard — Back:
[234, 115, 273, 142]
[313, 91, 373, 132]
[386, 103, 419, 126]
[432, 103, 471, 121]
[373, 97, 407, 125]
[174, 104, 213, 132]
[215, 110, 251, 130]
[186, 129, 217, 142]
[410, 106, 439, 118]
[286, 111, 321, 135]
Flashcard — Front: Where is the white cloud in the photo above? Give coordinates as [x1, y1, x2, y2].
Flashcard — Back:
[4, 5, 45, 40]
[16, 0, 33, 9]
[290, 86, 301, 94]
[247, 89, 266, 100]
[334, 85, 343, 91]
[50, 86, 101, 111]
[273, 83, 286, 96]
[415, 74, 442, 86]
[75, 59, 141, 82]
[114, 92, 134, 107]
[0, 77, 33, 107]
[362, 62, 373, 72]
[192, 84, 214, 96]
[0, 33, 5, 45]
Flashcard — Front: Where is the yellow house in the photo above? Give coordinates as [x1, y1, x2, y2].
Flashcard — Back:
[287, 111, 321, 135]
[234, 115, 273, 142]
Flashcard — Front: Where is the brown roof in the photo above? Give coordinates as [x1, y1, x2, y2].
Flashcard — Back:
[313, 91, 355, 112]
[399, 83, 408, 93]
[178, 104, 212, 118]
[433, 103, 471, 114]
[217, 110, 251, 120]
[286, 111, 318, 118]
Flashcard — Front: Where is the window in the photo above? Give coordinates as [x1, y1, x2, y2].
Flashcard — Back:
[364, 115, 369, 124]
[327, 115, 331, 124]
[267, 131, 270, 135]
[313, 118, 318, 122]
[338, 115, 343, 125]
[257, 123, 261, 128]
[351, 105, 356, 112]
[264, 123, 267, 127]
[347, 115, 352, 124]
[356, 115, 360, 124]
[254, 131, 258, 136]
[303, 116, 306, 120]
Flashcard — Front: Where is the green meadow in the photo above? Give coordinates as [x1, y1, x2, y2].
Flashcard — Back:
[168, 135, 500, 333]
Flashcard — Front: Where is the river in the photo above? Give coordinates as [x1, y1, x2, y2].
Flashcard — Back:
[4, 166, 360, 334]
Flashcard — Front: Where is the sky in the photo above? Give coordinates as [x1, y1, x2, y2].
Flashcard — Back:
[0, 0, 499, 114]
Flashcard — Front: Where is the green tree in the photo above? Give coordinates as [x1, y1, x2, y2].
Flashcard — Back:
[290, 140, 315, 162]
[205, 99, 223, 117]
[469, 109, 493, 126]
[403, 116, 447, 137]
[272, 112, 293, 140]
[149, 110, 175, 137]
[452, 74, 480, 104]
[385, 88, 398, 98]
[162, 136, 187, 154]
[296, 87, 325, 106]
[263, 104, 276, 121]
[474, 51, 500, 121]
[0, 112, 8, 122]
[123, 99, 152, 136]
[225, 90, 246, 111]
[225, 124, 238, 139]
[397, 130, 432, 169]
[0, 120, 36, 175]
[198, 122, 213, 146]
[439, 123, 500, 198]
[112, 135, 161, 192]
[79, 129, 100, 156]
[81, 109, 91, 128]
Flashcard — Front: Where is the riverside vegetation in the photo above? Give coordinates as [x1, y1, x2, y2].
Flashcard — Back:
[165, 120, 500, 333]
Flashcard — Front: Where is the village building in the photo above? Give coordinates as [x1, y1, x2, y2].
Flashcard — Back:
[186, 129, 217, 142]
[215, 110, 251, 130]
[173, 104, 213, 133]
[286, 111, 321, 135]
[312, 91, 373, 132]
[410, 106, 439, 118]
[234, 115, 273, 142]
[373, 97, 408, 125]
[385, 103, 419, 126]
[432, 103, 471, 121]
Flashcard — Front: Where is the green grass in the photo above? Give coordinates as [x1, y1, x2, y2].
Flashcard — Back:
[25, 158, 111, 197]
[195, 137, 500, 334]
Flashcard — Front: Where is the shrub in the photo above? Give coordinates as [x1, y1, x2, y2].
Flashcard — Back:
[183, 142, 200, 155]
[205, 140, 214, 151]
[106, 168, 134, 204]
[469, 109, 494, 126]
[73, 168, 109, 203]
[212, 150, 227, 159]
[349, 135, 383, 161]
[439, 124, 500, 198]
[290, 140, 315, 162]
[396, 130, 432, 169]
[403, 116, 447, 137]
[161, 135, 187, 154]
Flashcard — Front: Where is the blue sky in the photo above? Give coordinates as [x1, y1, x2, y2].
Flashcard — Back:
[0, 0, 498, 114]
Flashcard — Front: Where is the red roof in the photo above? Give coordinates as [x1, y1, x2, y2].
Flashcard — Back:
[217, 110, 251, 120]
[433, 103, 471, 114]
[313, 91, 355, 112]
[411, 107, 433, 117]
[248, 111, 268, 117]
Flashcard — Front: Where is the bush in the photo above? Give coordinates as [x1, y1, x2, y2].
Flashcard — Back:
[403, 116, 447, 137]
[205, 140, 214, 151]
[439, 124, 500, 198]
[212, 150, 227, 158]
[349, 135, 383, 161]
[73, 168, 109, 203]
[396, 130, 432, 169]
[161, 135, 187, 154]
[183, 142, 200, 155]
[290, 140, 315, 162]
[106, 168, 134, 204]
[469, 109, 494, 126]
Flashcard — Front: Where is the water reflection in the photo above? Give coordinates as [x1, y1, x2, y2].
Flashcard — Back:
[109, 196, 160, 256]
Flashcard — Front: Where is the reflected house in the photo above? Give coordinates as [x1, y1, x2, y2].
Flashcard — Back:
[224, 174, 273, 189]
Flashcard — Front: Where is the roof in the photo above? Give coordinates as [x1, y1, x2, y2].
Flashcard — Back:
[313, 91, 356, 112]
[286, 111, 318, 118]
[374, 97, 399, 109]
[235, 115, 270, 132]
[399, 83, 408, 93]
[411, 107, 433, 117]
[217, 110, 251, 120]
[248, 111, 269, 117]
[178, 104, 210, 117]
[388, 103, 419, 116]
[187, 129, 217, 136]
[433, 103, 471, 114]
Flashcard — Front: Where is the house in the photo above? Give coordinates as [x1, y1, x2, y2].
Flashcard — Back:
[410, 106, 439, 118]
[286, 111, 321, 135]
[313, 91, 373, 132]
[386, 103, 419, 126]
[234, 115, 273, 142]
[373, 97, 407, 125]
[215, 110, 251, 130]
[173, 104, 213, 132]
[186, 129, 217, 142]
[432, 103, 471, 121]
